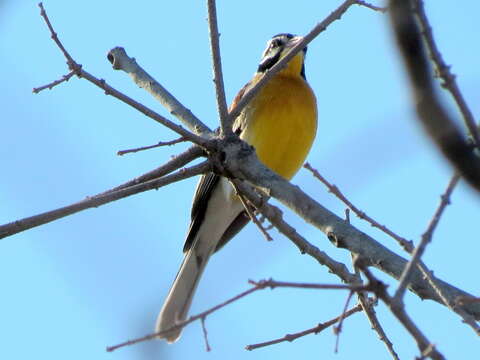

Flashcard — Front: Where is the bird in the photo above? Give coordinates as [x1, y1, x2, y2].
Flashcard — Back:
[156, 33, 318, 342]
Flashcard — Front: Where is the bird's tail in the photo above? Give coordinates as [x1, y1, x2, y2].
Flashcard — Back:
[155, 245, 211, 343]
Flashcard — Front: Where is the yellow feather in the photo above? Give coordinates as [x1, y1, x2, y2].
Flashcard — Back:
[240, 53, 317, 180]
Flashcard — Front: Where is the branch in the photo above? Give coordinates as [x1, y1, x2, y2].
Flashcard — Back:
[0, 161, 209, 240]
[231, 180, 273, 242]
[37, 3, 209, 147]
[217, 139, 480, 320]
[388, 0, 480, 192]
[357, 259, 445, 360]
[32, 70, 75, 93]
[394, 174, 459, 301]
[228, 0, 374, 122]
[107, 282, 262, 352]
[117, 137, 186, 156]
[107, 47, 212, 137]
[245, 302, 364, 350]
[412, 0, 480, 146]
[305, 162, 415, 253]
[307, 164, 480, 335]
[233, 179, 357, 284]
[206, 0, 230, 136]
[351, 258, 400, 360]
[109, 278, 366, 352]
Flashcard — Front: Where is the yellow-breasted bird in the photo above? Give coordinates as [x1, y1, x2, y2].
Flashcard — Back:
[156, 33, 318, 342]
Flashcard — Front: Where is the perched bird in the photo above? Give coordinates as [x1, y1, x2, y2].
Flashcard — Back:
[156, 33, 318, 342]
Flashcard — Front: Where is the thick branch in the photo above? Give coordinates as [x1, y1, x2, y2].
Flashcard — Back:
[412, 0, 480, 146]
[218, 139, 480, 320]
[107, 47, 212, 137]
[389, 0, 480, 192]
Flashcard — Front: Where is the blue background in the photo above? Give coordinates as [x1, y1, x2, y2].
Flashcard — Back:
[1, 1, 479, 359]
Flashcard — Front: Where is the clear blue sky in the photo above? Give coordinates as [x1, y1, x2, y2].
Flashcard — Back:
[1, 1, 479, 359]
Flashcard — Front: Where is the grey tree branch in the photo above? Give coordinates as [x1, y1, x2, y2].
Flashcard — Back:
[206, 0, 231, 136]
[107, 47, 212, 137]
[218, 139, 480, 320]
[388, 0, 480, 193]
[233, 178, 357, 284]
[306, 163, 480, 334]
[227, 0, 371, 122]
[394, 174, 459, 301]
[0, 157, 208, 240]
[351, 258, 400, 360]
[357, 260, 445, 360]
[412, 0, 480, 146]
[245, 302, 365, 350]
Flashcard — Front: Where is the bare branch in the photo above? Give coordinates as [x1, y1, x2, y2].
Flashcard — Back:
[38, 3, 209, 147]
[357, 259, 445, 360]
[117, 137, 186, 156]
[354, 0, 388, 12]
[333, 291, 354, 353]
[200, 317, 211, 352]
[231, 180, 273, 242]
[234, 180, 358, 284]
[412, 0, 480, 146]
[351, 259, 400, 360]
[206, 0, 230, 136]
[307, 163, 480, 334]
[245, 302, 365, 350]
[33, 70, 75, 93]
[107, 283, 262, 352]
[248, 279, 372, 292]
[220, 141, 480, 319]
[228, 0, 376, 122]
[107, 47, 212, 137]
[394, 173, 459, 301]
[305, 162, 415, 253]
[0, 161, 209, 240]
[388, 0, 480, 192]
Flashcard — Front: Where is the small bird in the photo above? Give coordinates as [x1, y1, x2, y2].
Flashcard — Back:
[156, 33, 318, 342]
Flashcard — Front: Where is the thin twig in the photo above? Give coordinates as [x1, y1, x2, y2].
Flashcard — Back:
[117, 137, 186, 156]
[234, 181, 358, 284]
[305, 162, 415, 253]
[394, 174, 459, 302]
[412, 0, 480, 147]
[0, 162, 210, 240]
[33, 70, 75, 93]
[352, 257, 400, 360]
[333, 291, 354, 353]
[200, 317, 211, 352]
[245, 302, 364, 350]
[109, 278, 364, 352]
[248, 279, 373, 292]
[355, 0, 388, 12]
[228, 0, 377, 122]
[307, 163, 479, 334]
[38, 3, 209, 147]
[356, 259, 446, 360]
[104, 145, 203, 194]
[107, 283, 262, 352]
[206, 0, 231, 136]
[231, 180, 273, 241]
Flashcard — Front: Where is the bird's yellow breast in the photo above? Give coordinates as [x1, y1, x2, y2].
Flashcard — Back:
[240, 73, 317, 180]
